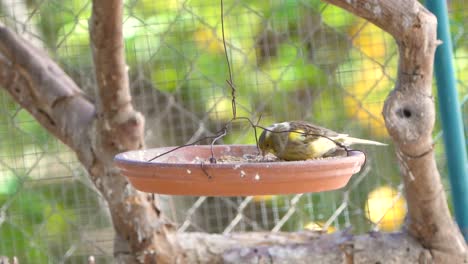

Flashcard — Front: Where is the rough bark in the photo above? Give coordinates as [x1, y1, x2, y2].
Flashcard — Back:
[0, 0, 466, 263]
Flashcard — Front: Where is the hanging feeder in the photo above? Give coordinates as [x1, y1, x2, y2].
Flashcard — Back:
[114, 145, 365, 196]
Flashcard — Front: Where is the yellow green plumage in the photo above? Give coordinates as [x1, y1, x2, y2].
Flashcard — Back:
[258, 121, 386, 161]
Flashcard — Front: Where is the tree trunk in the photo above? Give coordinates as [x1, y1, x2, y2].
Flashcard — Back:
[88, 1, 184, 263]
[323, 0, 467, 262]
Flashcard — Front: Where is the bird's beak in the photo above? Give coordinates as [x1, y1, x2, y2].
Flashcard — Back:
[260, 148, 271, 157]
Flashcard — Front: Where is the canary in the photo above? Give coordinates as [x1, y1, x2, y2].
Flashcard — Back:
[258, 121, 386, 161]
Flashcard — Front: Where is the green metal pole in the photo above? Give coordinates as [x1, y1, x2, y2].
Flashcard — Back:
[425, 0, 468, 241]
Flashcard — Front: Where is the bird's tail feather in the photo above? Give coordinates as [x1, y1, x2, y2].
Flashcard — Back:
[343, 136, 387, 146]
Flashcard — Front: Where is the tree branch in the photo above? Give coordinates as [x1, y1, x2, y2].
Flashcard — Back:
[176, 231, 428, 263]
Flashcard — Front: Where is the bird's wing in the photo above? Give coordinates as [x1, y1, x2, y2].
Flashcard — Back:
[290, 121, 340, 143]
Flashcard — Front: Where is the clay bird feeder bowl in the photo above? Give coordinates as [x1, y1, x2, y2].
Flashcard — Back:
[114, 145, 365, 196]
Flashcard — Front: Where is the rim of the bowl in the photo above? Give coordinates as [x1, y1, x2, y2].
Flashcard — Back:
[114, 145, 365, 169]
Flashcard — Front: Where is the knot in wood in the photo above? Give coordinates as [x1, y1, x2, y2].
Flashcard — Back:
[114, 111, 145, 151]
[383, 88, 434, 145]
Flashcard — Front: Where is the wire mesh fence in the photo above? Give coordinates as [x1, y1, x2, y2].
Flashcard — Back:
[0, 0, 466, 263]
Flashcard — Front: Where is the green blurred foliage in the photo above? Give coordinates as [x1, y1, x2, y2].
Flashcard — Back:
[0, 166, 101, 261]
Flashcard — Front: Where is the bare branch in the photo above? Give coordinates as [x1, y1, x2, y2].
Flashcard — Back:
[90, 0, 144, 154]
[0, 24, 95, 166]
[90, 0, 130, 114]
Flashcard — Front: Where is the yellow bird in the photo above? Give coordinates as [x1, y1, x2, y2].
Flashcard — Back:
[258, 121, 386, 161]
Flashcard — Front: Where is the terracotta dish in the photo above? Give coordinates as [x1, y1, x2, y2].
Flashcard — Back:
[114, 145, 365, 196]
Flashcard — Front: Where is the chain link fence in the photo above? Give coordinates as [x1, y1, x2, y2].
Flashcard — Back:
[0, 0, 466, 263]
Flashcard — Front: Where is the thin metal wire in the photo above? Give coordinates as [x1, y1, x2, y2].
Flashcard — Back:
[178, 197, 208, 232]
[220, 0, 237, 119]
[272, 194, 304, 232]
[223, 196, 254, 234]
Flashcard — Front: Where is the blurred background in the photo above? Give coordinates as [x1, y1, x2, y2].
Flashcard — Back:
[0, 0, 466, 263]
